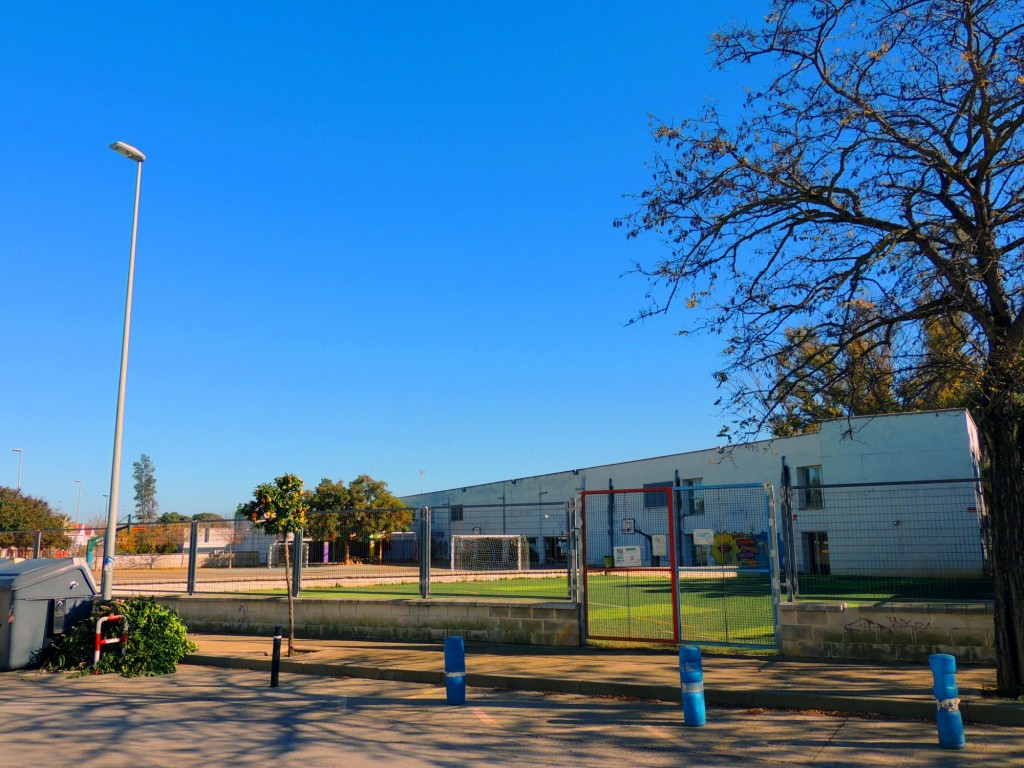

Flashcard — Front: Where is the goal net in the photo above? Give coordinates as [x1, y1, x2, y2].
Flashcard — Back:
[450, 534, 529, 572]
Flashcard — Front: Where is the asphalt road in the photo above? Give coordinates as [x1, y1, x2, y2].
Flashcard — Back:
[2, 666, 1021, 767]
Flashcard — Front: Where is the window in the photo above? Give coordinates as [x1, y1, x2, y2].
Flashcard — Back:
[680, 478, 704, 515]
[643, 482, 672, 509]
[450, 505, 464, 522]
[797, 465, 823, 509]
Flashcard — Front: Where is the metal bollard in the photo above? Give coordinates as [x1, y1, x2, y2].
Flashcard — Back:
[679, 645, 706, 727]
[444, 636, 466, 705]
[929, 653, 965, 749]
[270, 626, 282, 688]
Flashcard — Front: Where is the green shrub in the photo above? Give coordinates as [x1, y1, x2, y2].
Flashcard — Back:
[42, 597, 197, 677]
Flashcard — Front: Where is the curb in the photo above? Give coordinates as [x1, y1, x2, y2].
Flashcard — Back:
[182, 654, 1024, 727]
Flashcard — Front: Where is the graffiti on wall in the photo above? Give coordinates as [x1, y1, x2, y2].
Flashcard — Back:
[711, 532, 767, 567]
[844, 616, 932, 634]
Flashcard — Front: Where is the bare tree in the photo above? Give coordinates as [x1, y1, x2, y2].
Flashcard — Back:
[617, 0, 1024, 696]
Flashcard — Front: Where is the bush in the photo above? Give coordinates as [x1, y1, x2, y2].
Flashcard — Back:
[42, 597, 197, 677]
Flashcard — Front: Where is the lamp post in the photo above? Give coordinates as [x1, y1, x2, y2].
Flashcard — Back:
[102, 140, 146, 600]
[74, 480, 83, 524]
[11, 448, 23, 491]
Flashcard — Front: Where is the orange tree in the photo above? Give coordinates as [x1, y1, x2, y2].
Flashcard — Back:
[236, 473, 308, 655]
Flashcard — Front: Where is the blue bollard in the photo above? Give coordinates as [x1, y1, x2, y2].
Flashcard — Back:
[679, 645, 706, 727]
[929, 653, 966, 749]
[445, 635, 466, 705]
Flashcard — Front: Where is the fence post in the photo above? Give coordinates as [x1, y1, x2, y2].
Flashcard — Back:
[766, 483, 783, 650]
[187, 519, 199, 595]
[34, 530, 42, 559]
[780, 460, 799, 601]
[565, 500, 574, 601]
[575, 493, 587, 644]
[291, 529, 303, 597]
[419, 507, 431, 599]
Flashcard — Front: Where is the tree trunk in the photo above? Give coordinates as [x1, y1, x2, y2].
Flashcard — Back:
[282, 535, 295, 657]
[343, 537, 351, 565]
[980, 392, 1024, 697]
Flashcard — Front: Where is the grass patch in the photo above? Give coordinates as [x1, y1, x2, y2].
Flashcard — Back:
[792, 575, 993, 602]
[265, 575, 571, 601]
[587, 572, 775, 646]
[264, 573, 573, 606]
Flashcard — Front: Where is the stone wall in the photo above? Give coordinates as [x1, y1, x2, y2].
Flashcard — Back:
[779, 602, 995, 664]
[114, 553, 218, 569]
[158, 595, 582, 647]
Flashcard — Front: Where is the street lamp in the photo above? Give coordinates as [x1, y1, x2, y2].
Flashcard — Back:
[103, 140, 146, 600]
[74, 480, 83, 524]
[11, 449, 23, 491]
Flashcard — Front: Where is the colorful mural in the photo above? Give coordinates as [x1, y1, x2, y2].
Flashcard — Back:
[711, 531, 768, 568]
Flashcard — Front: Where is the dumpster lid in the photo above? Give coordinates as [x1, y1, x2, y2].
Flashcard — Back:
[0, 558, 98, 592]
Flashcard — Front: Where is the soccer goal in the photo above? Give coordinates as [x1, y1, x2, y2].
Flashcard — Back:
[450, 534, 529, 572]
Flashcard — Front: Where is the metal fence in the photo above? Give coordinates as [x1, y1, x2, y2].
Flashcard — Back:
[779, 478, 991, 602]
[0, 476, 992, 605]
[1, 502, 574, 600]
[426, 502, 572, 600]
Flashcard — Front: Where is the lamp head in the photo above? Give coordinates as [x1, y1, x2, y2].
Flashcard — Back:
[109, 141, 146, 162]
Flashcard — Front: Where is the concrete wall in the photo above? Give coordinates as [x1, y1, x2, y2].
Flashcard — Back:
[818, 410, 980, 483]
[159, 595, 581, 647]
[800, 410, 986, 577]
[115, 553, 218, 568]
[161, 595, 994, 663]
[778, 601, 995, 664]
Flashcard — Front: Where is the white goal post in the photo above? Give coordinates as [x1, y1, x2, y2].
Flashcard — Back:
[450, 534, 529, 572]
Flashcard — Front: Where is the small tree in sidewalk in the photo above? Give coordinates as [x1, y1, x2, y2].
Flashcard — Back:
[236, 473, 308, 656]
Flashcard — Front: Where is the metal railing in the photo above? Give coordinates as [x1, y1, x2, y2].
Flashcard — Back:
[2, 477, 993, 605]
[778, 478, 991, 602]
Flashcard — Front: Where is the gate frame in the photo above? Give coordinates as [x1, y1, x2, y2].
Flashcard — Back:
[580, 487, 680, 645]
[675, 481, 782, 651]
[580, 483, 782, 650]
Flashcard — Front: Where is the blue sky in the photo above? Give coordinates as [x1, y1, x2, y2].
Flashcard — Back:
[2, 2, 764, 520]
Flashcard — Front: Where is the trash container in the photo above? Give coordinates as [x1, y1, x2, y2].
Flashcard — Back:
[0, 558, 97, 671]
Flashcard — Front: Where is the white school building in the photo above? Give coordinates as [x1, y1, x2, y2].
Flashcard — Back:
[400, 409, 987, 578]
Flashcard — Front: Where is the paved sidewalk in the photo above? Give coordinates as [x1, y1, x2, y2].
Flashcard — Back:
[185, 634, 1024, 726]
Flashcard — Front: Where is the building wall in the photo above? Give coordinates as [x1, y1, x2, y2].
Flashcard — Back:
[817, 410, 980, 482]
[401, 409, 986, 578]
[797, 411, 984, 576]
